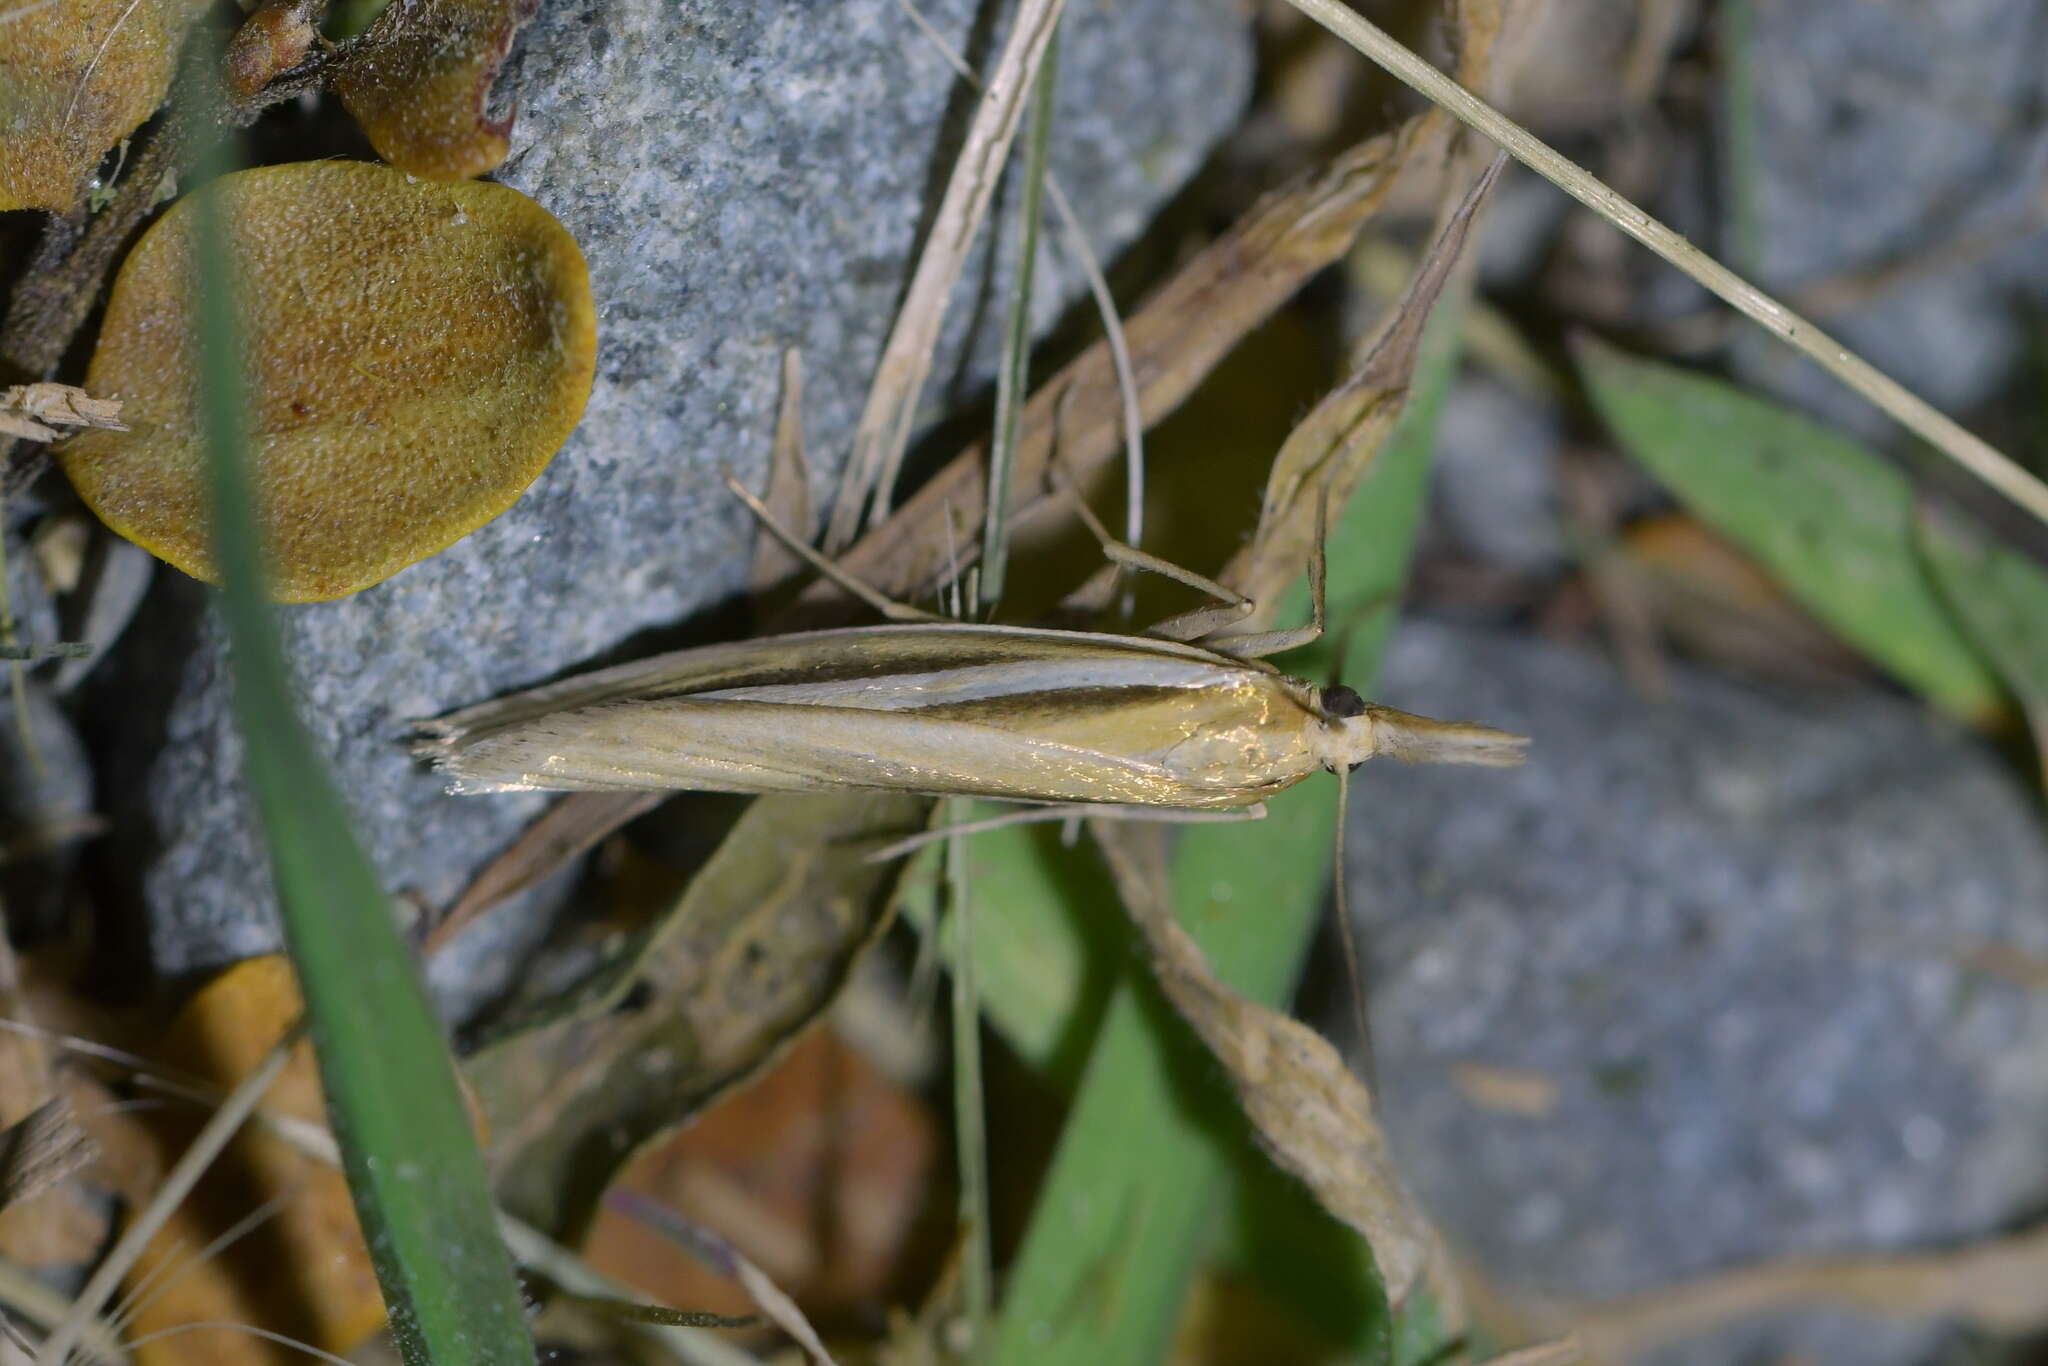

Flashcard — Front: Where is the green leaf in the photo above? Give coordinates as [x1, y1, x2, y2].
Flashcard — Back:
[190, 167, 535, 1364]
[1576, 336, 2002, 720]
[982, 300, 1465, 1366]
[1918, 512, 2048, 764]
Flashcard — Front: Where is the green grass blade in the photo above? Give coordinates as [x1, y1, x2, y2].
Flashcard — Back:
[983, 302, 1464, 1366]
[190, 169, 535, 1365]
[980, 29, 1059, 609]
[1576, 337, 2003, 720]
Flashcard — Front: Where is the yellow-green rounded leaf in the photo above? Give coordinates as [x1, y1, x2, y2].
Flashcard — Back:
[61, 160, 594, 601]
[0, 0, 210, 211]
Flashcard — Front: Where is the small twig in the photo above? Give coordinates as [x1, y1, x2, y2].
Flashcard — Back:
[1276, 0, 2048, 527]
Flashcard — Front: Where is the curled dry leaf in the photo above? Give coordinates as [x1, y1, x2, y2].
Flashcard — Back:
[1225, 151, 1505, 621]
[60, 159, 594, 601]
[1091, 823, 1447, 1314]
[0, 383, 126, 443]
[334, 0, 540, 180]
[0, 0, 210, 211]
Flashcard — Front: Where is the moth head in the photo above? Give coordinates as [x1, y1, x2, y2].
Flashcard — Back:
[1313, 686, 1529, 771]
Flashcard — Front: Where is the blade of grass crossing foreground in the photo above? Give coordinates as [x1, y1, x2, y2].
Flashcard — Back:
[190, 164, 535, 1364]
[985, 304, 1465, 1366]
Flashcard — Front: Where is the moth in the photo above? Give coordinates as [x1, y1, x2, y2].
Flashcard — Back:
[413, 619, 1527, 809]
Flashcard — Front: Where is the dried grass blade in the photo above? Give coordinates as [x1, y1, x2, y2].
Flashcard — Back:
[1089, 824, 1450, 1314]
[426, 791, 663, 953]
[828, 0, 1070, 548]
[750, 348, 816, 593]
[803, 113, 1439, 608]
[1223, 149, 1504, 622]
[609, 1191, 842, 1366]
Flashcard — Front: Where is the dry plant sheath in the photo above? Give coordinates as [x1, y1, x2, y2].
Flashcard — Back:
[414, 624, 1526, 803]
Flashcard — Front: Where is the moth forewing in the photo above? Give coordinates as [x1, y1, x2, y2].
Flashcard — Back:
[416, 623, 1527, 806]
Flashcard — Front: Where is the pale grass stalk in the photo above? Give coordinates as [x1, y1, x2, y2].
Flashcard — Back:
[891, 0, 1149, 552]
[1279, 0, 2048, 527]
[830, 0, 1070, 547]
[0, 1261, 124, 1366]
[35, 1028, 296, 1366]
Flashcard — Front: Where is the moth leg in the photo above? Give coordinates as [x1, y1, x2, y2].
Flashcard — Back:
[1044, 454, 1257, 641]
[723, 468, 941, 623]
[867, 800, 1268, 862]
[1198, 487, 1333, 660]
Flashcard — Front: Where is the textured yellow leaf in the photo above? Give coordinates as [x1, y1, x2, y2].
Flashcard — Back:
[0, 0, 210, 210]
[61, 160, 595, 601]
[333, 0, 538, 181]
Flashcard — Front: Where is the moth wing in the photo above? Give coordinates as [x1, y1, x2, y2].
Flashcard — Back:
[421, 697, 1258, 807]
[415, 624, 1257, 736]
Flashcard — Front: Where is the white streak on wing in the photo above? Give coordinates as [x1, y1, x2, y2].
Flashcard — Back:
[692, 656, 1243, 709]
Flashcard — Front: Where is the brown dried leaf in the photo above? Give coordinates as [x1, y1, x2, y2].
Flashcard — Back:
[796, 110, 1443, 612]
[333, 0, 539, 180]
[428, 791, 662, 953]
[1223, 151, 1505, 621]
[0, 0, 209, 211]
[584, 1027, 939, 1325]
[471, 791, 929, 1241]
[61, 160, 594, 601]
[1090, 823, 1446, 1312]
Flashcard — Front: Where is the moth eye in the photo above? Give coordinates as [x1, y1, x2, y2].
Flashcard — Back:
[1320, 684, 1366, 719]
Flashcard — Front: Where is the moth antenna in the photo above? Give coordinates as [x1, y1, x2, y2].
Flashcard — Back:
[1331, 764, 1374, 1076]
[722, 468, 938, 623]
[1366, 705, 1531, 767]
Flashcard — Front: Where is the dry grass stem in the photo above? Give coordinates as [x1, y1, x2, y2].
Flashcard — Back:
[1278, 0, 2048, 527]
[34, 1026, 296, 1366]
[804, 113, 1437, 608]
[829, 0, 1070, 548]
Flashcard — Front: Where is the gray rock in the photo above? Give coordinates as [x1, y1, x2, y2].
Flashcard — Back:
[1428, 374, 1566, 574]
[1728, 0, 2048, 438]
[1343, 621, 2048, 1365]
[0, 681, 95, 942]
[103, 0, 1251, 979]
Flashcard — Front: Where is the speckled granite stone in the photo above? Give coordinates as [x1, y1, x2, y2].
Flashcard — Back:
[104, 0, 1251, 980]
[1343, 620, 2048, 1366]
